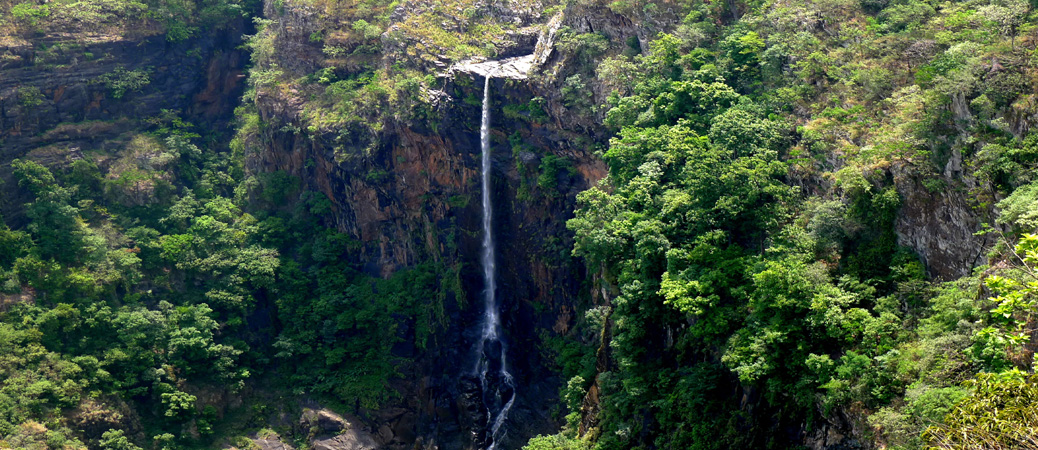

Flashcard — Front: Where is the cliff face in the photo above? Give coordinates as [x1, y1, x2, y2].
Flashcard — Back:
[0, 22, 249, 221]
[251, 78, 607, 450]
[244, 0, 613, 446]
[893, 165, 990, 281]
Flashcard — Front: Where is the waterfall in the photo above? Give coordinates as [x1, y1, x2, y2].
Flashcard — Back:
[475, 75, 516, 450]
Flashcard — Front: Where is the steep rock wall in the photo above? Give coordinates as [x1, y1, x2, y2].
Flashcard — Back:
[0, 25, 249, 221]
[893, 167, 990, 280]
[246, 0, 610, 445]
[251, 77, 607, 449]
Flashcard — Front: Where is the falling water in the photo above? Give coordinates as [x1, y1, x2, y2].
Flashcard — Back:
[475, 75, 516, 450]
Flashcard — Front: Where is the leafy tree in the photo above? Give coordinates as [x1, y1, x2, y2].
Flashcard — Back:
[160, 391, 197, 420]
[522, 434, 590, 450]
[99, 429, 144, 450]
[12, 160, 85, 264]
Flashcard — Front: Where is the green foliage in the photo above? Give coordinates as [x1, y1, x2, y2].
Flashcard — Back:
[523, 433, 591, 450]
[17, 86, 44, 108]
[996, 181, 1038, 232]
[926, 371, 1038, 449]
[95, 68, 151, 99]
[557, 30, 610, 65]
[971, 235, 1038, 371]
[160, 391, 197, 419]
[155, 195, 280, 315]
[502, 97, 548, 124]
[99, 429, 144, 450]
[877, 0, 936, 32]
[12, 159, 86, 264]
[0, 114, 262, 448]
[352, 19, 382, 40]
[10, 2, 50, 27]
[9, 0, 1038, 448]
[869, 385, 968, 449]
[0, 224, 31, 271]
[147, 0, 251, 40]
[549, 1, 1038, 446]
[537, 154, 572, 194]
[274, 256, 455, 409]
[566, 46, 825, 444]
[720, 30, 765, 85]
[76, 0, 149, 21]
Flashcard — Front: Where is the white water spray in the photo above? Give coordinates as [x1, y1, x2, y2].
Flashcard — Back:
[475, 75, 516, 450]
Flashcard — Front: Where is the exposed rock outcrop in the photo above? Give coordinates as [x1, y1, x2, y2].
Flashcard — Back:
[0, 29, 247, 156]
[300, 408, 352, 434]
[251, 433, 297, 450]
[448, 12, 563, 80]
[451, 54, 537, 79]
[312, 433, 379, 450]
[893, 168, 990, 280]
[299, 408, 379, 450]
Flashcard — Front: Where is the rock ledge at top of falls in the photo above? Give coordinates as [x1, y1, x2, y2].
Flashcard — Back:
[447, 12, 562, 80]
[449, 54, 537, 79]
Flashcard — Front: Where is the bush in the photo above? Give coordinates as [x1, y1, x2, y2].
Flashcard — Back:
[996, 181, 1038, 231]
[95, 68, 151, 99]
[523, 434, 590, 450]
[17, 86, 44, 108]
[10, 2, 50, 27]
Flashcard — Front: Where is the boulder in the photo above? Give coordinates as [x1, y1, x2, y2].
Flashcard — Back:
[300, 408, 347, 434]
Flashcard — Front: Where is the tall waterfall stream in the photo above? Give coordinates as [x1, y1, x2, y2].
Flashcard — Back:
[475, 75, 516, 450]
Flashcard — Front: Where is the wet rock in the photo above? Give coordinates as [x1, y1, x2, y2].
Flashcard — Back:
[458, 375, 488, 448]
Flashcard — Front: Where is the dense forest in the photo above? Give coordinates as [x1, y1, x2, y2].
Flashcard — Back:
[2, 0, 1038, 448]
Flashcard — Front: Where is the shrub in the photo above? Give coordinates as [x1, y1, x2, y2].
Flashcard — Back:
[95, 68, 151, 99]
[10, 2, 50, 27]
[17, 86, 44, 108]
